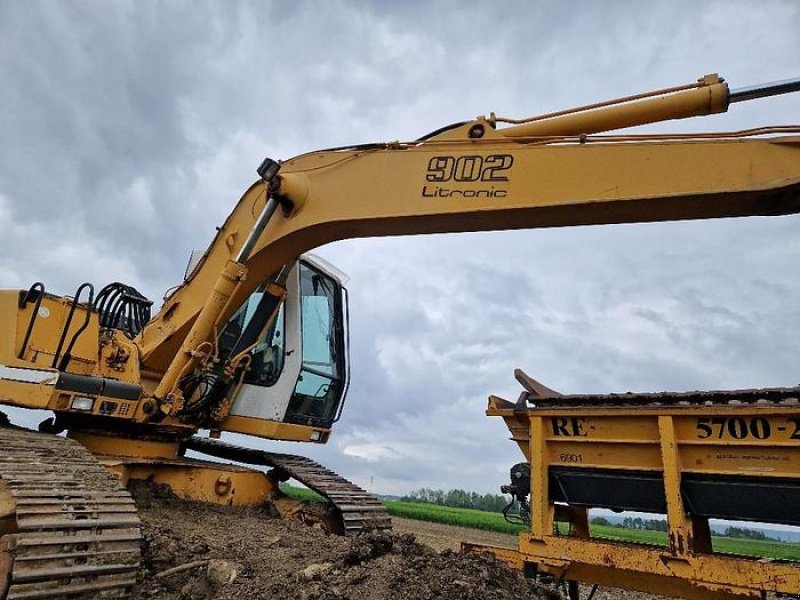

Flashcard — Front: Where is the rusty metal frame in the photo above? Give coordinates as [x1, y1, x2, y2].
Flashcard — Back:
[476, 392, 800, 599]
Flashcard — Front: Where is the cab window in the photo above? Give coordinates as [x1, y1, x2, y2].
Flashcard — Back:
[218, 285, 285, 387]
[285, 262, 346, 427]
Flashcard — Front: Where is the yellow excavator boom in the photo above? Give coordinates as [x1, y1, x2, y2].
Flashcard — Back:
[138, 74, 800, 430]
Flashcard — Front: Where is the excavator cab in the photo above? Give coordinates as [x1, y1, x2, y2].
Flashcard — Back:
[221, 255, 349, 436]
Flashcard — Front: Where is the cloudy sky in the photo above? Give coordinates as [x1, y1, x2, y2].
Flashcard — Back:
[1, 1, 799, 496]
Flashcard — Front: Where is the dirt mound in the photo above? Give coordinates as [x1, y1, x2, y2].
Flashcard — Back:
[132, 490, 556, 600]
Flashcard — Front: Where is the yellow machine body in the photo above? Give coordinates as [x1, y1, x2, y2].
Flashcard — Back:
[473, 391, 800, 599]
[0, 73, 799, 597]
[0, 289, 146, 416]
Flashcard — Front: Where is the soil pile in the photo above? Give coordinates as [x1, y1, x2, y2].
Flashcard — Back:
[132, 487, 556, 600]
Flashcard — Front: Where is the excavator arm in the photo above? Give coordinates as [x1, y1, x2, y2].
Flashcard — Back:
[136, 74, 800, 428]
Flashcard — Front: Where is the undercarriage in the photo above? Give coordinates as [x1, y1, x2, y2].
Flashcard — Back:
[0, 420, 390, 599]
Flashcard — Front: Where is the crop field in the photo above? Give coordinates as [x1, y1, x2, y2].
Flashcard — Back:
[282, 486, 800, 560]
[384, 500, 527, 535]
[587, 522, 800, 560]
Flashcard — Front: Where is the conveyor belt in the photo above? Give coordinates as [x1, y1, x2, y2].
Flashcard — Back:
[0, 426, 141, 599]
[186, 436, 392, 536]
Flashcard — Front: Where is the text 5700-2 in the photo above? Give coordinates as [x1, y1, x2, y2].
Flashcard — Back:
[695, 416, 800, 440]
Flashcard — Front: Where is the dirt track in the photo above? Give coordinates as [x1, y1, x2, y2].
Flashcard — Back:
[391, 518, 671, 600]
[131, 485, 678, 600]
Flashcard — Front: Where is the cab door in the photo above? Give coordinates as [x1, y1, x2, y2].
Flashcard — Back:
[223, 256, 349, 440]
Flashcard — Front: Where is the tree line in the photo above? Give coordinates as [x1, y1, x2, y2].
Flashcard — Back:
[722, 526, 775, 541]
[591, 516, 777, 541]
[400, 488, 510, 513]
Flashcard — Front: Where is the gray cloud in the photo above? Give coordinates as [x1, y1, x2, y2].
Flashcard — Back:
[1, 1, 799, 495]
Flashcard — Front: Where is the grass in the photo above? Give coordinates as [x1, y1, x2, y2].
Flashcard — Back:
[280, 485, 800, 560]
[587, 523, 800, 561]
[281, 485, 325, 502]
[383, 500, 528, 535]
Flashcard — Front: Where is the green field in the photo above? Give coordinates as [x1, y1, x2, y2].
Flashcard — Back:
[586, 522, 800, 561]
[281, 486, 524, 534]
[280, 485, 800, 560]
[383, 500, 527, 535]
[282, 485, 325, 502]
[391, 501, 800, 560]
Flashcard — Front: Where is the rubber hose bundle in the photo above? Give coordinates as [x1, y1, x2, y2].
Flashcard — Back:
[94, 282, 153, 338]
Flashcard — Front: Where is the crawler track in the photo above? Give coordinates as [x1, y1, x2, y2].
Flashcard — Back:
[186, 436, 392, 535]
[0, 427, 141, 599]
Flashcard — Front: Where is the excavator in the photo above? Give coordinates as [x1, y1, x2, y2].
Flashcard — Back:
[0, 73, 799, 599]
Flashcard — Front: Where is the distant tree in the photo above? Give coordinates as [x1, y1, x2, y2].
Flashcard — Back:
[611, 519, 776, 540]
[591, 516, 611, 527]
[723, 526, 774, 541]
[619, 517, 667, 532]
[401, 488, 512, 512]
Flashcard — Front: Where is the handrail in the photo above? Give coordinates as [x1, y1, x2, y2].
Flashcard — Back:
[17, 282, 45, 359]
[52, 283, 95, 371]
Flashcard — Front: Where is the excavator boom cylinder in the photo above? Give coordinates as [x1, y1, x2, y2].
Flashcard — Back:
[498, 74, 729, 138]
[498, 74, 800, 138]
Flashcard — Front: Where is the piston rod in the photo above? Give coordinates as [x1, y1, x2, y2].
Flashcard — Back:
[729, 77, 800, 103]
[236, 158, 282, 263]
